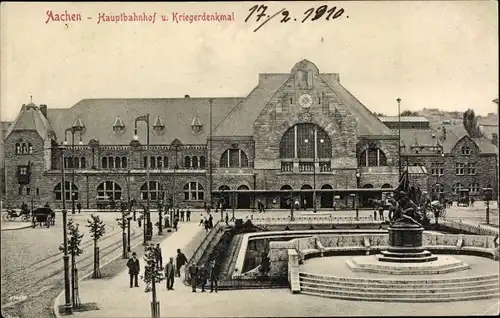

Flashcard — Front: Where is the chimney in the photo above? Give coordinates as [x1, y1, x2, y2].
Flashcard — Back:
[442, 127, 447, 140]
[40, 104, 48, 118]
[184, 95, 190, 98]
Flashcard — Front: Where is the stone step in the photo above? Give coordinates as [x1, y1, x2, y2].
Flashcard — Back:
[300, 286, 500, 300]
[380, 250, 433, 258]
[300, 289, 500, 303]
[300, 280, 500, 293]
[350, 258, 461, 271]
[299, 272, 499, 284]
[346, 260, 471, 275]
[377, 255, 438, 263]
[299, 276, 500, 289]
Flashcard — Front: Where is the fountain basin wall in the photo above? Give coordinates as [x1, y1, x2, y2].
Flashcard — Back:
[264, 233, 499, 279]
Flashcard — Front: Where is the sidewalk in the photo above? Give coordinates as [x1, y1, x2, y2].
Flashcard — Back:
[55, 222, 204, 318]
[0, 221, 32, 231]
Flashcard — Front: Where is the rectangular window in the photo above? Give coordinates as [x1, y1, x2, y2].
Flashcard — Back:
[18, 187, 23, 195]
[19, 167, 28, 175]
[455, 163, 465, 175]
[26, 188, 31, 195]
[467, 163, 476, 175]
[431, 163, 443, 176]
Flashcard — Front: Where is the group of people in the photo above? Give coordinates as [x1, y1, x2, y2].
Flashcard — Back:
[200, 212, 214, 231]
[187, 260, 220, 293]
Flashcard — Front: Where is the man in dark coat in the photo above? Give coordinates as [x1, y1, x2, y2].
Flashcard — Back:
[126, 252, 140, 288]
[175, 249, 188, 277]
[173, 217, 179, 231]
[180, 210, 185, 222]
[188, 263, 198, 292]
[208, 214, 213, 229]
[164, 257, 175, 290]
[198, 264, 208, 292]
[186, 208, 191, 222]
[155, 243, 163, 268]
[76, 202, 82, 214]
[209, 260, 219, 293]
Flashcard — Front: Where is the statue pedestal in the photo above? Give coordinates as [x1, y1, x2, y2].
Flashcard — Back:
[379, 221, 437, 263]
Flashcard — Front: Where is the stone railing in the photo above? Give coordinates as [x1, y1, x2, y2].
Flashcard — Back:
[251, 216, 380, 225]
[288, 249, 300, 293]
[271, 232, 499, 279]
[441, 218, 499, 236]
[184, 221, 224, 283]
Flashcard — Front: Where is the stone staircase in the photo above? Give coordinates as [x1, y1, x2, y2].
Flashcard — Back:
[299, 272, 500, 302]
[220, 234, 244, 280]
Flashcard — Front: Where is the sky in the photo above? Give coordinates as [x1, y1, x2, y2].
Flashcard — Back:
[0, 1, 498, 122]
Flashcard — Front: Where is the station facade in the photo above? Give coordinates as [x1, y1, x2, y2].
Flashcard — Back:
[3, 60, 497, 210]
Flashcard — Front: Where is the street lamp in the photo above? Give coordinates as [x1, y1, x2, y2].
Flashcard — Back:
[58, 144, 73, 314]
[397, 98, 402, 179]
[127, 216, 132, 256]
[436, 153, 445, 200]
[64, 122, 85, 215]
[304, 136, 324, 213]
[171, 139, 182, 227]
[134, 115, 151, 245]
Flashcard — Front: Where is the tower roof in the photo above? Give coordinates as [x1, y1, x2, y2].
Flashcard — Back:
[5, 102, 54, 140]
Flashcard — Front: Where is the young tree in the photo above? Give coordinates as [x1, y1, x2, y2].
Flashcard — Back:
[400, 110, 419, 116]
[141, 243, 165, 317]
[59, 218, 84, 308]
[116, 203, 129, 259]
[86, 214, 106, 278]
[463, 109, 482, 138]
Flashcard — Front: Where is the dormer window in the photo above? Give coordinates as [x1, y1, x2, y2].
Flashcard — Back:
[153, 116, 165, 135]
[461, 146, 471, 155]
[191, 116, 203, 134]
[15, 142, 33, 154]
[113, 117, 125, 135]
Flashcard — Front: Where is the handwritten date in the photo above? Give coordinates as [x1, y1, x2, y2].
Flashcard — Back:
[245, 4, 346, 32]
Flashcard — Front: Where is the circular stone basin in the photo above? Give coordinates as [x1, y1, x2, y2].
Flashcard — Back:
[346, 255, 470, 275]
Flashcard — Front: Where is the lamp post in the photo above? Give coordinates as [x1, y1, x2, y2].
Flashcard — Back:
[158, 185, 164, 235]
[436, 153, 445, 200]
[208, 98, 214, 211]
[127, 216, 132, 255]
[304, 134, 324, 212]
[64, 123, 84, 215]
[171, 139, 181, 227]
[58, 144, 72, 314]
[355, 170, 360, 218]
[134, 115, 151, 245]
[397, 98, 402, 179]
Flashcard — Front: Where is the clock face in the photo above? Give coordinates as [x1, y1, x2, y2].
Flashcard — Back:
[299, 94, 313, 108]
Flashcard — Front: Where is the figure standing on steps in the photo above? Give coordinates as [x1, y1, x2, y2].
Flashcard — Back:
[188, 262, 198, 292]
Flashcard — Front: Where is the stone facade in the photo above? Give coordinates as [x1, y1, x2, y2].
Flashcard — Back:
[2, 60, 497, 209]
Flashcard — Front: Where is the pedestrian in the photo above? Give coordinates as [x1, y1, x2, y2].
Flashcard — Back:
[203, 201, 207, 212]
[76, 202, 82, 214]
[200, 215, 205, 226]
[303, 199, 307, 210]
[225, 213, 229, 226]
[208, 214, 213, 229]
[209, 260, 219, 293]
[164, 257, 175, 290]
[378, 205, 384, 221]
[155, 243, 163, 268]
[188, 262, 198, 292]
[373, 209, 377, 221]
[198, 264, 208, 292]
[173, 217, 179, 231]
[204, 218, 209, 232]
[186, 208, 191, 222]
[175, 249, 188, 277]
[126, 252, 140, 288]
[470, 197, 475, 207]
[180, 210, 185, 222]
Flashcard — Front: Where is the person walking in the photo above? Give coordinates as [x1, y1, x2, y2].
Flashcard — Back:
[204, 218, 209, 232]
[209, 260, 219, 293]
[198, 264, 208, 292]
[155, 243, 163, 268]
[378, 204, 384, 221]
[126, 252, 140, 288]
[225, 213, 229, 226]
[173, 217, 179, 231]
[180, 210, 185, 222]
[76, 202, 82, 214]
[186, 208, 191, 222]
[164, 257, 175, 290]
[200, 215, 205, 226]
[175, 249, 188, 277]
[188, 262, 198, 292]
[208, 214, 213, 229]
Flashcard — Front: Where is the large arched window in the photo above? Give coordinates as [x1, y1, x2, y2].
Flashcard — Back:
[184, 156, 191, 168]
[359, 148, 387, 166]
[97, 181, 122, 200]
[121, 157, 127, 168]
[141, 181, 161, 201]
[220, 149, 249, 168]
[192, 156, 198, 168]
[102, 157, 108, 169]
[279, 124, 332, 159]
[200, 156, 206, 168]
[469, 182, 480, 194]
[54, 182, 78, 201]
[184, 182, 204, 201]
[452, 183, 465, 194]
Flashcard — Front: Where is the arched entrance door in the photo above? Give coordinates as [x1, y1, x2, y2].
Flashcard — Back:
[218, 185, 230, 209]
[301, 185, 313, 209]
[360, 184, 375, 208]
[280, 185, 293, 209]
[320, 184, 333, 208]
[237, 185, 251, 209]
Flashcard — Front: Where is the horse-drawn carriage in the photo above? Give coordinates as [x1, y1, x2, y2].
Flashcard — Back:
[32, 207, 55, 228]
[2, 208, 31, 222]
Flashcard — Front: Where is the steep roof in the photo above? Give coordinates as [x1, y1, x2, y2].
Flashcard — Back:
[5, 104, 53, 140]
[322, 74, 396, 137]
[379, 116, 429, 123]
[212, 72, 396, 137]
[47, 97, 243, 145]
[213, 74, 290, 136]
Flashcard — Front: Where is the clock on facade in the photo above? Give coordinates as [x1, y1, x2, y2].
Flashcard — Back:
[299, 94, 313, 108]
